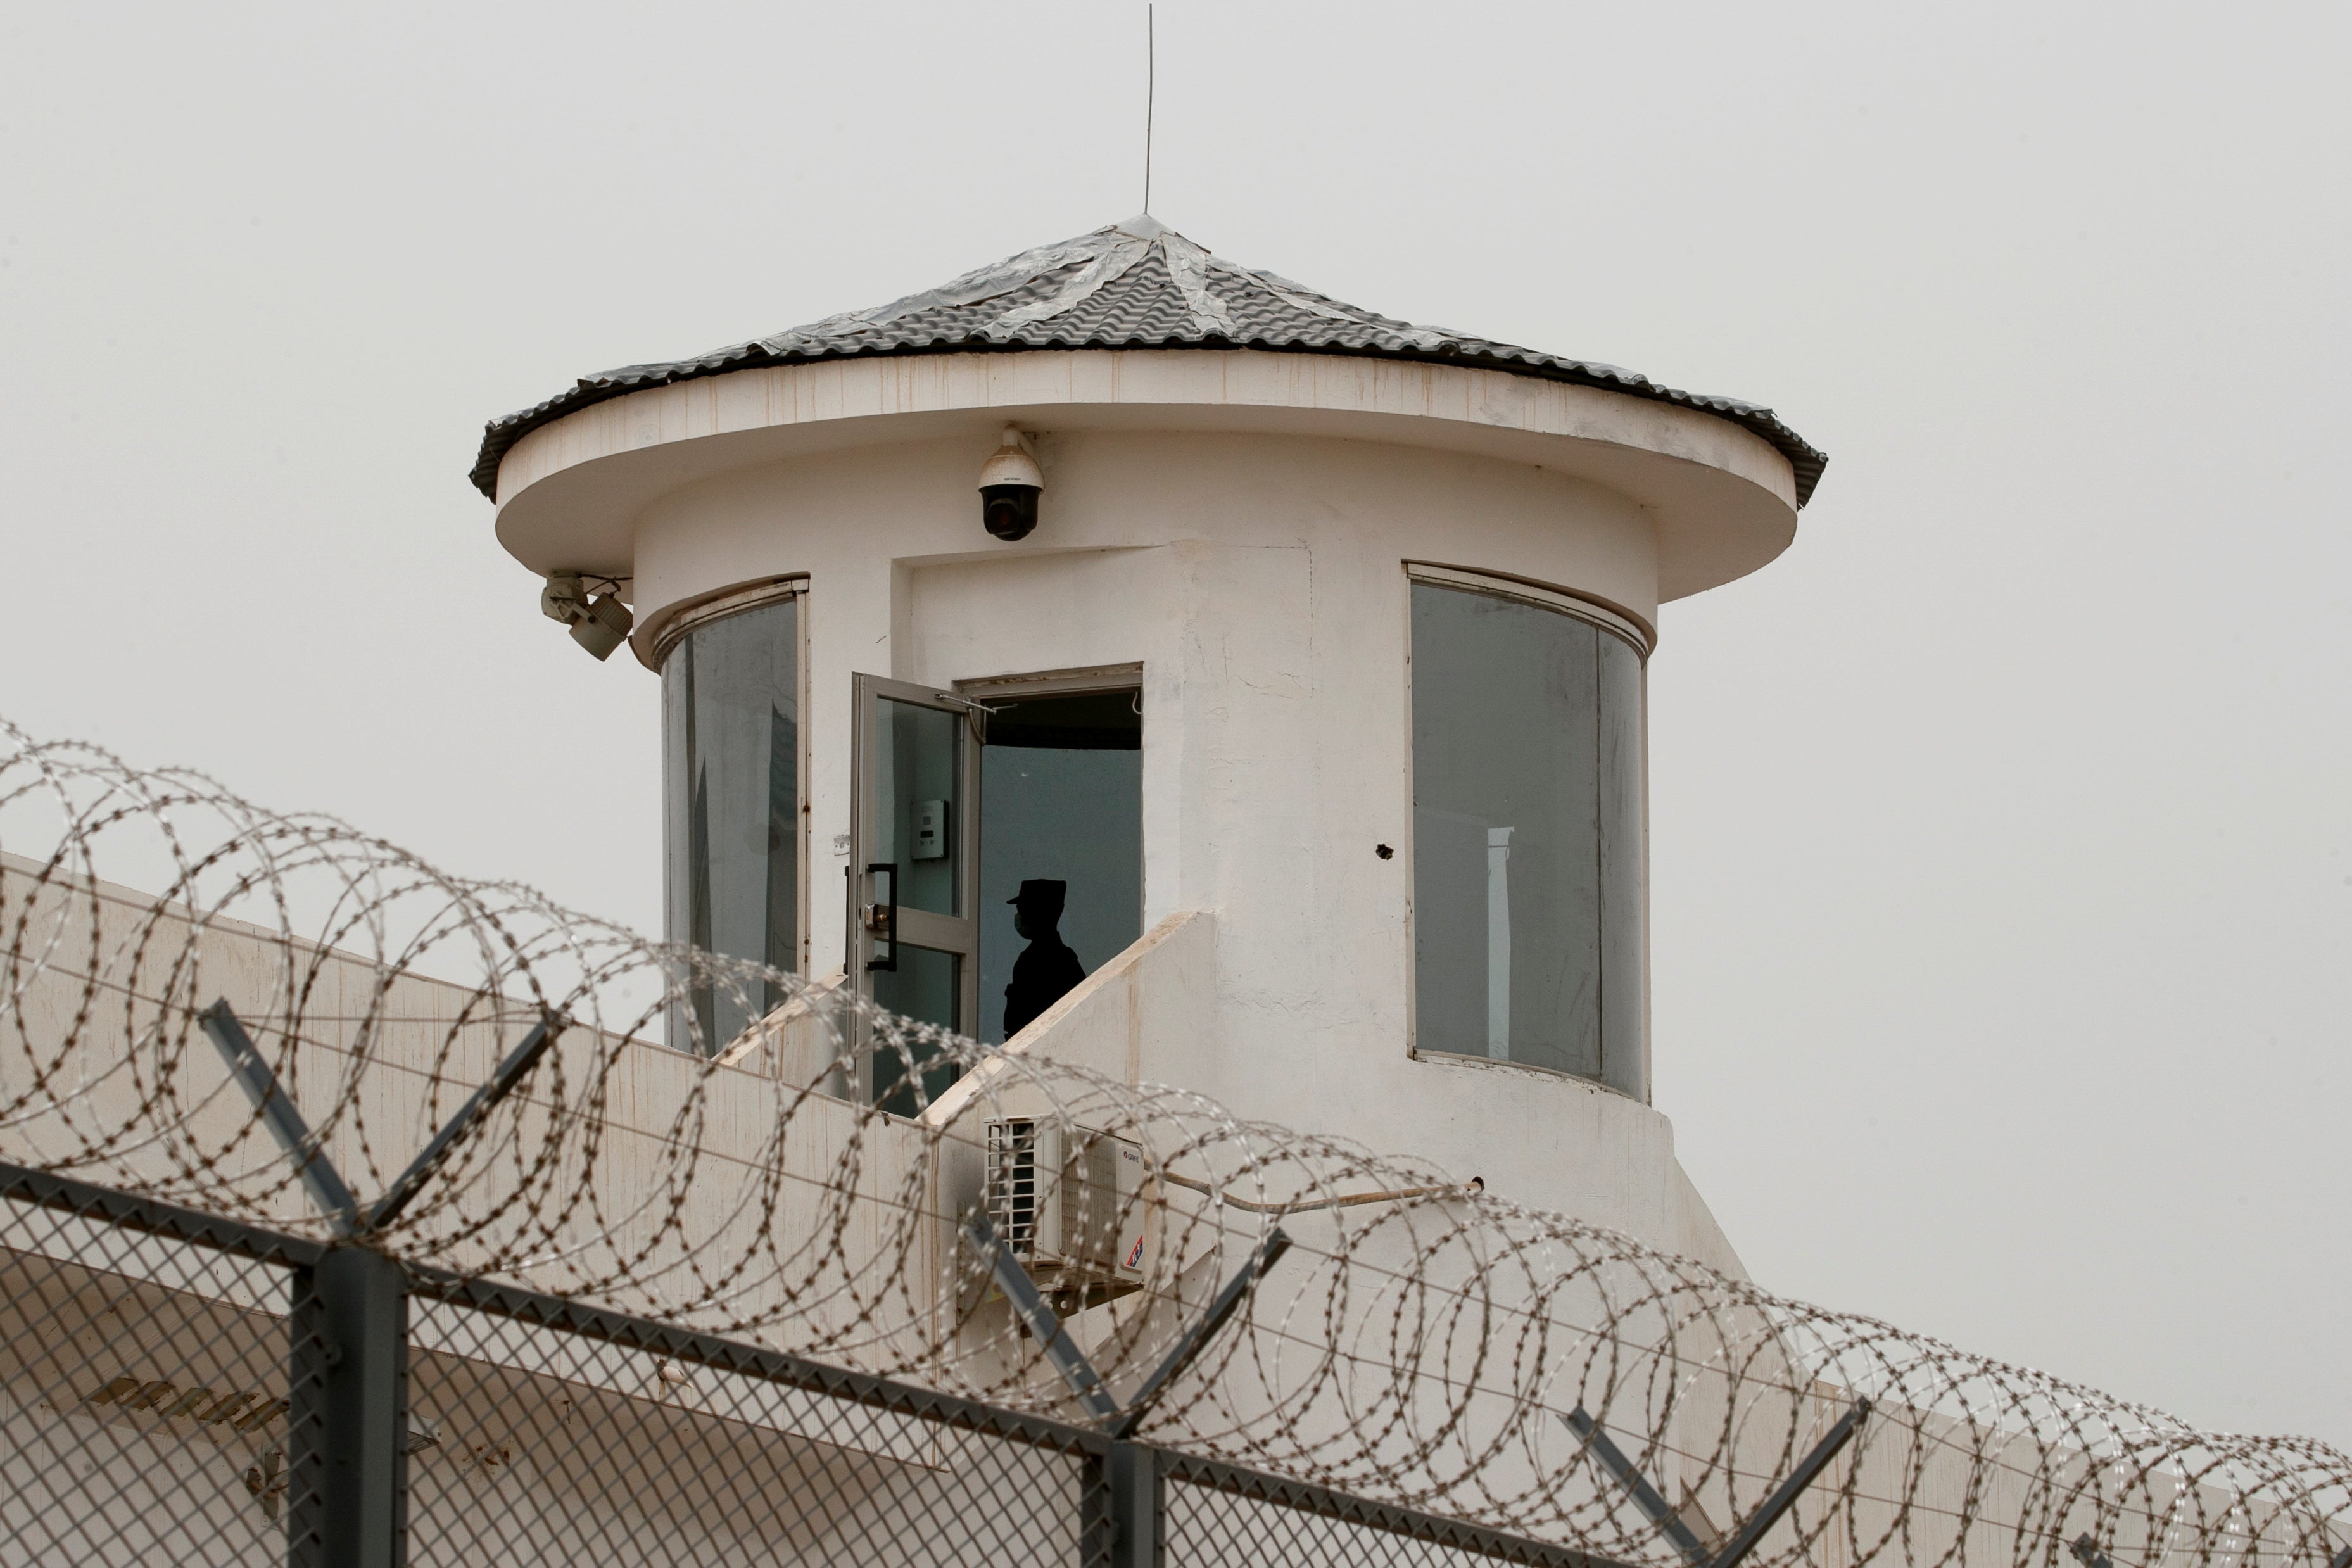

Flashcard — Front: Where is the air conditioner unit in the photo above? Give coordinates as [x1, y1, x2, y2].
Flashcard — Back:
[985, 1118, 1148, 1310]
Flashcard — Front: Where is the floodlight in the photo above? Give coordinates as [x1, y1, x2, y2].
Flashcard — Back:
[540, 571, 634, 661]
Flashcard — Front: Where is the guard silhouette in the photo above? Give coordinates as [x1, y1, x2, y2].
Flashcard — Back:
[1002, 879, 1085, 1038]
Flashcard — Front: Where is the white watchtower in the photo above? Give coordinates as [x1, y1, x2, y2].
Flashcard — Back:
[474, 215, 1824, 1274]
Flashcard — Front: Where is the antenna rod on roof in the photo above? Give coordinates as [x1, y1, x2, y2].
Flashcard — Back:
[1144, 4, 1154, 214]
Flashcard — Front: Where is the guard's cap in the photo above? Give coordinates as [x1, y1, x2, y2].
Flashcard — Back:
[1008, 879, 1066, 918]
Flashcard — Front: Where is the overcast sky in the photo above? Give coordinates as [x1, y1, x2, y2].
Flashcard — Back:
[3, 2, 2345, 1450]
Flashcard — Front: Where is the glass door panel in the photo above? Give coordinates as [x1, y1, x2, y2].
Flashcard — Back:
[874, 697, 963, 917]
[850, 674, 982, 1114]
[870, 944, 964, 1118]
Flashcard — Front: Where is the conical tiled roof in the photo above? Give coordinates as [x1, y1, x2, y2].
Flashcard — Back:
[471, 215, 1826, 505]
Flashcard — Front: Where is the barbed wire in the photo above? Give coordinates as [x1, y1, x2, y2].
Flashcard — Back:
[2, 714, 2344, 1568]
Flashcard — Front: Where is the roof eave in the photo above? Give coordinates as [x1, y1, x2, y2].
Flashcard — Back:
[472, 339, 1825, 507]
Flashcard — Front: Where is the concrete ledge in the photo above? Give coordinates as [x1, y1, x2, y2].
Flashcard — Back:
[922, 909, 1214, 1127]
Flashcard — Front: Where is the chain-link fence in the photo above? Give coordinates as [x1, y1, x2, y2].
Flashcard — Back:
[2, 1168, 326, 1561]
[3, 1160, 1621, 1567]
[5, 717, 2349, 1568]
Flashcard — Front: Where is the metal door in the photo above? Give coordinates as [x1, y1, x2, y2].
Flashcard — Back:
[849, 673, 983, 1116]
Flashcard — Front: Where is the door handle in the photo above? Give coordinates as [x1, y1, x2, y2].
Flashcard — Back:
[864, 863, 898, 971]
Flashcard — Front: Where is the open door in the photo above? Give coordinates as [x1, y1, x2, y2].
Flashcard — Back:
[850, 673, 983, 1116]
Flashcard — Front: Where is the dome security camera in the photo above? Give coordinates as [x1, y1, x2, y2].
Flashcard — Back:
[978, 427, 1043, 541]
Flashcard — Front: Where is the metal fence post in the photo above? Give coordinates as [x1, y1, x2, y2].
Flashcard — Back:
[1084, 1441, 1161, 1568]
[288, 1248, 410, 1568]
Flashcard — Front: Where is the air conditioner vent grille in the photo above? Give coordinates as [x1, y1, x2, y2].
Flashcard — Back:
[980, 1117, 1146, 1308]
[986, 1118, 1039, 1260]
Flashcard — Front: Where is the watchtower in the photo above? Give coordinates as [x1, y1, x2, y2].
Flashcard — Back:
[475, 215, 1823, 1271]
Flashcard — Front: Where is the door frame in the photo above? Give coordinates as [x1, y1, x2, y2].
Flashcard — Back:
[954, 664, 1148, 1049]
[952, 662, 1149, 949]
[849, 672, 985, 1097]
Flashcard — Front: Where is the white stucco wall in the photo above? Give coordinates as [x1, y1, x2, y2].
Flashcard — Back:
[496, 365, 1781, 1275]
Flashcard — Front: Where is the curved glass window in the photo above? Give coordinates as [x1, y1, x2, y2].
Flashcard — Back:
[1411, 578, 1645, 1097]
[662, 593, 801, 1051]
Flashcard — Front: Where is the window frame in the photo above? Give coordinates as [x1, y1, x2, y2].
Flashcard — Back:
[649, 573, 809, 667]
[1400, 562, 1652, 1097]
